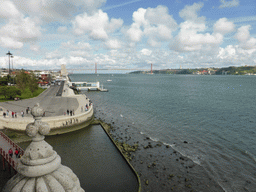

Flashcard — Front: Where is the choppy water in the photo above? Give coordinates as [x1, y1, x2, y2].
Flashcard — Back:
[70, 73, 256, 192]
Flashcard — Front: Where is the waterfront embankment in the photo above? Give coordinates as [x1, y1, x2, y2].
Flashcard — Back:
[0, 81, 94, 135]
[93, 106, 224, 192]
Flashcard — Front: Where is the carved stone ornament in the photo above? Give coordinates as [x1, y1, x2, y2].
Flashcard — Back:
[3, 103, 84, 192]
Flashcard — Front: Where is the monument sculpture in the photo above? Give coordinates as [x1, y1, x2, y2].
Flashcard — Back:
[3, 103, 84, 192]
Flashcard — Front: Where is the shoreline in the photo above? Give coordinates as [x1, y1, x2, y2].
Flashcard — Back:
[94, 109, 225, 192]
[0, 113, 224, 192]
[0, 82, 224, 191]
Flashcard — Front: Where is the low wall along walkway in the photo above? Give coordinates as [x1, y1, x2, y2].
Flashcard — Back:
[0, 83, 94, 135]
[0, 105, 93, 132]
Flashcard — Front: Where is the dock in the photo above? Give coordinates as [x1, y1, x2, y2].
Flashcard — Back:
[69, 81, 108, 92]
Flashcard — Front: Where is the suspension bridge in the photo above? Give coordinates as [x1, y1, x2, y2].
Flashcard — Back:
[66, 63, 154, 74]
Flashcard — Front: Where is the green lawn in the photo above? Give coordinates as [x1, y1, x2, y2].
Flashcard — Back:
[0, 87, 45, 102]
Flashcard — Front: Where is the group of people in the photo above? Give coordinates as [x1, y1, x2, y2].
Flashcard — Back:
[8, 148, 21, 158]
[3, 110, 18, 118]
[2, 107, 30, 118]
[81, 104, 89, 112]
[65, 109, 75, 116]
[81, 100, 92, 112]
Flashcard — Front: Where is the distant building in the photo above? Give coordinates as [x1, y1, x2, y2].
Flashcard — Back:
[60, 64, 68, 78]
[38, 71, 51, 86]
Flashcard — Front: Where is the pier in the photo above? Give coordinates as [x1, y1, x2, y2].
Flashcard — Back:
[69, 81, 108, 92]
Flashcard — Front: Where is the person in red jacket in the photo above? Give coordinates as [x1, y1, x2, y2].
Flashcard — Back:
[15, 149, 19, 158]
[8, 148, 13, 157]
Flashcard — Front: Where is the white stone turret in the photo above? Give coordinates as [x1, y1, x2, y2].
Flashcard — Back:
[3, 103, 84, 192]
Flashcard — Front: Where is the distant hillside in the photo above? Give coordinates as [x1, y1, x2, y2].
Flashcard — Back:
[129, 66, 256, 75]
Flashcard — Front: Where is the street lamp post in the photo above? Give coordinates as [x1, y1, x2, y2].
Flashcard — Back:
[11, 55, 13, 71]
[6, 51, 12, 75]
[11, 55, 14, 84]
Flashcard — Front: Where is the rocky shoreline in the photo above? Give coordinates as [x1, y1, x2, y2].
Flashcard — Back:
[1, 113, 225, 192]
[94, 111, 224, 192]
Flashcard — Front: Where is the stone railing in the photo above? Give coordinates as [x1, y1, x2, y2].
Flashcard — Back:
[0, 105, 93, 133]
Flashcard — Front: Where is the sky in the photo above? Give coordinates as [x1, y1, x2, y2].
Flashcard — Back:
[0, 0, 255, 73]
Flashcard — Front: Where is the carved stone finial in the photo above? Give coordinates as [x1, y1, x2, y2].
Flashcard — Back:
[3, 103, 85, 191]
[31, 103, 44, 120]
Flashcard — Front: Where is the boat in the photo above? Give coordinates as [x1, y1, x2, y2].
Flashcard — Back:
[99, 83, 108, 92]
[107, 74, 112, 82]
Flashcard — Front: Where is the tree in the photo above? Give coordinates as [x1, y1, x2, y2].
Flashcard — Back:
[0, 76, 9, 85]
[0, 86, 21, 99]
[15, 70, 38, 93]
[16, 70, 30, 91]
[0, 86, 7, 98]
[28, 73, 39, 93]
[6, 86, 21, 99]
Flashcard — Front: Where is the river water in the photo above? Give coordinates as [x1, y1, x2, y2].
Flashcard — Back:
[70, 73, 256, 192]
[19, 125, 139, 192]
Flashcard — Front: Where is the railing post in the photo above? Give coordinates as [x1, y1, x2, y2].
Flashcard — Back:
[8, 158, 11, 174]
[2, 155, 5, 171]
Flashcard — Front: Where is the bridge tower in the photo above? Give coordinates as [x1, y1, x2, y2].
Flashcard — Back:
[95, 63, 97, 74]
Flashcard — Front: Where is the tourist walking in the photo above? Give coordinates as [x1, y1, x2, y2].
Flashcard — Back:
[3, 112, 6, 118]
[15, 112, 17, 118]
[67, 109, 69, 115]
[8, 148, 13, 157]
[21, 111, 24, 117]
[70, 110, 72, 116]
[15, 149, 19, 158]
[6, 110, 9, 116]
[12, 111, 14, 118]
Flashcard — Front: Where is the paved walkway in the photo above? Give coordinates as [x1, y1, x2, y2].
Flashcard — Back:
[0, 131, 24, 170]
[0, 81, 91, 120]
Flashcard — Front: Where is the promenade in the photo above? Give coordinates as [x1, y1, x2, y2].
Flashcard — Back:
[0, 81, 94, 133]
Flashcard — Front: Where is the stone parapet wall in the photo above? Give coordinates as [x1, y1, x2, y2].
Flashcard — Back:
[0, 105, 93, 132]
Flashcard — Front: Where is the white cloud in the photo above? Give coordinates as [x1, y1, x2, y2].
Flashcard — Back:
[0, 36, 23, 49]
[235, 25, 250, 42]
[214, 18, 235, 34]
[45, 50, 62, 59]
[219, 0, 239, 9]
[235, 25, 256, 50]
[61, 41, 91, 50]
[126, 23, 143, 42]
[0, 1, 21, 19]
[0, 1, 254, 71]
[170, 3, 224, 52]
[57, 26, 67, 33]
[72, 9, 123, 40]
[30, 44, 40, 52]
[217, 44, 256, 66]
[70, 51, 91, 58]
[0, 2, 41, 49]
[140, 49, 152, 56]
[1, 17, 41, 41]
[13, 0, 106, 22]
[179, 2, 204, 21]
[217, 45, 236, 59]
[125, 5, 177, 47]
[105, 39, 122, 49]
